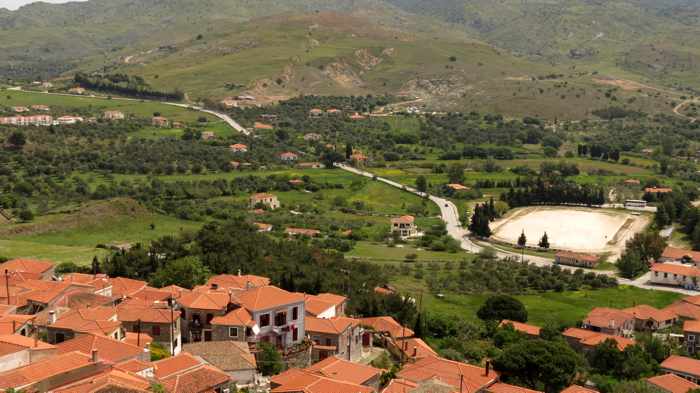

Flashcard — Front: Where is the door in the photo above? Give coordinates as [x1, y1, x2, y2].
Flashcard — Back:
[204, 330, 212, 342]
[362, 332, 370, 347]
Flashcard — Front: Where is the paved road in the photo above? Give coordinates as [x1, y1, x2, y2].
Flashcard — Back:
[336, 163, 698, 295]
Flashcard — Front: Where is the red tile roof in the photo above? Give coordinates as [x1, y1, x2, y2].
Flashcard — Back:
[205, 274, 270, 290]
[499, 320, 541, 336]
[583, 307, 634, 330]
[0, 259, 53, 275]
[361, 316, 414, 339]
[624, 304, 677, 323]
[160, 364, 232, 393]
[0, 351, 94, 390]
[399, 337, 438, 359]
[563, 328, 635, 351]
[303, 294, 337, 316]
[53, 368, 151, 393]
[397, 356, 498, 393]
[154, 352, 203, 379]
[488, 382, 544, 393]
[56, 333, 144, 363]
[211, 307, 255, 327]
[381, 378, 418, 393]
[647, 373, 700, 393]
[115, 358, 154, 374]
[664, 301, 700, 321]
[646, 187, 673, 194]
[306, 356, 382, 385]
[651, 263, 700, 277]
[177, 290, 230, 311]
[306, 316, 359, 335]
[391, 215, 415, 225]
[50, 307, 121, 336]
[271, 368, 374, 393]
[236, 286, 304, 311]
[560, 386, 598, 393]
[661, 355, 700, 378]
[661, 246, 700, 262]
[117, 302, 180, 324]
[109, 277, 147, 298]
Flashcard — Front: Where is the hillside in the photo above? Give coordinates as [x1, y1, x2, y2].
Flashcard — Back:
[0, 0, 694, 118]
[386, 0, 700, 91]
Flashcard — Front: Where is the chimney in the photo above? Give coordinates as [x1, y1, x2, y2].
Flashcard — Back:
[609, 319, 616, 329]
[91, 349, 98, 363]
[48, 310, 56, 325]
[484, 360, 491, 376]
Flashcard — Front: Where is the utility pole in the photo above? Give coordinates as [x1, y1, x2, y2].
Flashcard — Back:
[168, 296, 176, 356]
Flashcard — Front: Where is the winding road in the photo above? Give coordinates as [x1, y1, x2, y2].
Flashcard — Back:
[335, 164, 697, 295]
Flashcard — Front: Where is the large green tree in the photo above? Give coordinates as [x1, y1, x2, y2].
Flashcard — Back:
[477, 295, 527, 322]
[257, 342, 283, 376]
[150, 256, 211, 289]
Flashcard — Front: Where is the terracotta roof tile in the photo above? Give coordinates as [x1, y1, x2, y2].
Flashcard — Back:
[50, 307, 121, 336]
[271, 368, 374, 393]
[499, 320, 541, 336]
[205, 274, 270, 291]
[647, 373, 700, 393]
[124, 332, 153, 348]
[398, 338, 438, 359]
[391, 216, 415, 224]
[583, 307, 634, 330]
[236, 286, 304, 312]
[154, 352, 202, 379]
[487, 382, 544, 393]
[560, 386, 598, 393]
[0, 334, 54, 351]
[56, 333, 144, 363]
[397, 356, 498, 392]
[661, 247, 700, 262]
[304, 295, 336, 316]
[624, 305, 677, 323]
[177, 290, 231, 311]
[661, 355, 700, 378]
[109, 277, 147, 298]
[210, 307, 255, 327]
[160, 364, 232, 393]
[361, 316, 414, 339]
[381, 378, 418, 393]
[652, 263, 700, 277]
[665, 301, 700, 320]
[115, 358, 154, 374]
[305, 316, 359, 335]
[306, 356, 382, 385]
[563, 327, 635, 350]
[53, 368, 151, 393]
[0, 259, 53, 275]
[117, 302, 180, 324]
[0, 351, 94, 390]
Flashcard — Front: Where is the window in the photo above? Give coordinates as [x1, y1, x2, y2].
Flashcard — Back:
[292, 306, 299, 321]
[325, 338, 332, 346]
[293, 327, 298, 341]
[152, 326, 161, 336]
[664, 273, 668, 278]
[691, 335, 696, 342]
[260, 313, 270, 327]
[229, 327, 239, 338]
[206, 313, 214, 324]
[275, 312, 287, 327]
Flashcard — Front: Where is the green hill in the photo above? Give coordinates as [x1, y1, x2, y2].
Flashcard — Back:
[0, 0, 696, 119]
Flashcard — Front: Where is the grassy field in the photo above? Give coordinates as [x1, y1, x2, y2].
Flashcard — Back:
[0, 199, 202, 265]
[347, 241, 469, 264]
[393, 275, 682, 327]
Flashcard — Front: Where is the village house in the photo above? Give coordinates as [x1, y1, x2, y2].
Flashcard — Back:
[103, 110, 125, 120]
[647, 373, 700, 393]
[176, 290, 232, 343]
[56, 115, 84, 125]
[660, 355, 700, 384]
[153, 352, 233, 393]
[116, 299, 182, 355]
[249, 192, 280, 210]
[210, 307, 256, 342]
[68, 87, 86, 95]
[684, 320, 700, 355]
[446, 183, 470, 192]
[303, 293, 347, 319]
[151, 116, 170, 127]
[254, 122, 273, 130]
[0, 351, 108, 392]
[255, 222, 273, 232]
[234, 286, 305, 349]
[650, 263, 700, 289]
[0, 334, 56, 372]
[309, 108, 324, 117]
[55, 332, 149, 364]
[60, 273, 113, 297]
[285, 227, 321, 238]
[625, 199, 648, 209]
[397, 355, 499, 393]
[645, 187, 673, 194]
[203, 273, 270, 292]
[623, 304, 677, 331]
[44, 306, 124, 344]
[182, 340, 258, 387]
[305, 316, 363, 362]
[487, 383, 544, 393]
[12, 106, 30, 113]
[109, 276, 148, 298]
[279, 151, 299, 162]
[230, 143, 248, 153]
[306, 356, 382, 389]
[0, 259, 55, 280]
[30, 105, 50, 112]
[398, 337, 438, 361]
[499, 319, 541, 338]
[563, 327, 635, 352]
[581, 307, 635, 337]
[554, 251, 600, 268]
[349, 112, 366, 120]
[327, 108, 342, 115]
[659, 246, 700, 265]
[391, 215, 418, 238]
[271, 368, 374, 393]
